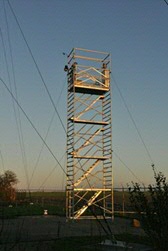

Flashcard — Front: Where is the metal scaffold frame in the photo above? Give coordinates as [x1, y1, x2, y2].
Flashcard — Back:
[65, 48, 113, 220]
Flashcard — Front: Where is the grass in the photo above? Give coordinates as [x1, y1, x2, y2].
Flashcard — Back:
[0, 190, 135, 219]
[0, 191, 66, 218]
[0, 202, 65, 219]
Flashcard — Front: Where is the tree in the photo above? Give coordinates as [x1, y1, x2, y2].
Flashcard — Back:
[129, 169, 168, 251]
[0, 170, 18, 201]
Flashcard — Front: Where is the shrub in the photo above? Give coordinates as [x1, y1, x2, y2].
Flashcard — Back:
[129, 169, 168, 251]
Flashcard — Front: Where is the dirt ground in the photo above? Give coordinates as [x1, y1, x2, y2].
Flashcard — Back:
[0, 216, 147, 250]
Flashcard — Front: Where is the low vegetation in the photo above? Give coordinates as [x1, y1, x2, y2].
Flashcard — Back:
[0, 170, 18, 201]
[129, 169, 168, 251]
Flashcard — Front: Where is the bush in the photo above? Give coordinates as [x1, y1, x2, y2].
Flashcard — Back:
[0, 170, 18, 201]
[129, 169, 168, 251]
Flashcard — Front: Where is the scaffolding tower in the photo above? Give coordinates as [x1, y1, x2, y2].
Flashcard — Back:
[65, 48, 113, 220]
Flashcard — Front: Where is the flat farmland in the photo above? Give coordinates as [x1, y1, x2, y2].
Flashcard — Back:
[0, 191, 150, 250]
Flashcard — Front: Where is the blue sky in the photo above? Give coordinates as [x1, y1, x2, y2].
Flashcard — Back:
[0, 0, 168, 189]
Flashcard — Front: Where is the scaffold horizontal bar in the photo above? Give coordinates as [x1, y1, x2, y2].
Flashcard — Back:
[71, 118, 109, 125]
[74, 55, 108, 62]
[74, 47, 109, 55]
[73, 155, 109, 160]
[74, 188, 112, 191]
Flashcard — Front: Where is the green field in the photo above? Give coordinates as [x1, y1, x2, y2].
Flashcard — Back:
[0, 190, 135, 219]
[0, 191, 65, 218]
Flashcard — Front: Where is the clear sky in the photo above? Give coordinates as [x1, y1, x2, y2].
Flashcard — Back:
[0, 0, 168, 189]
